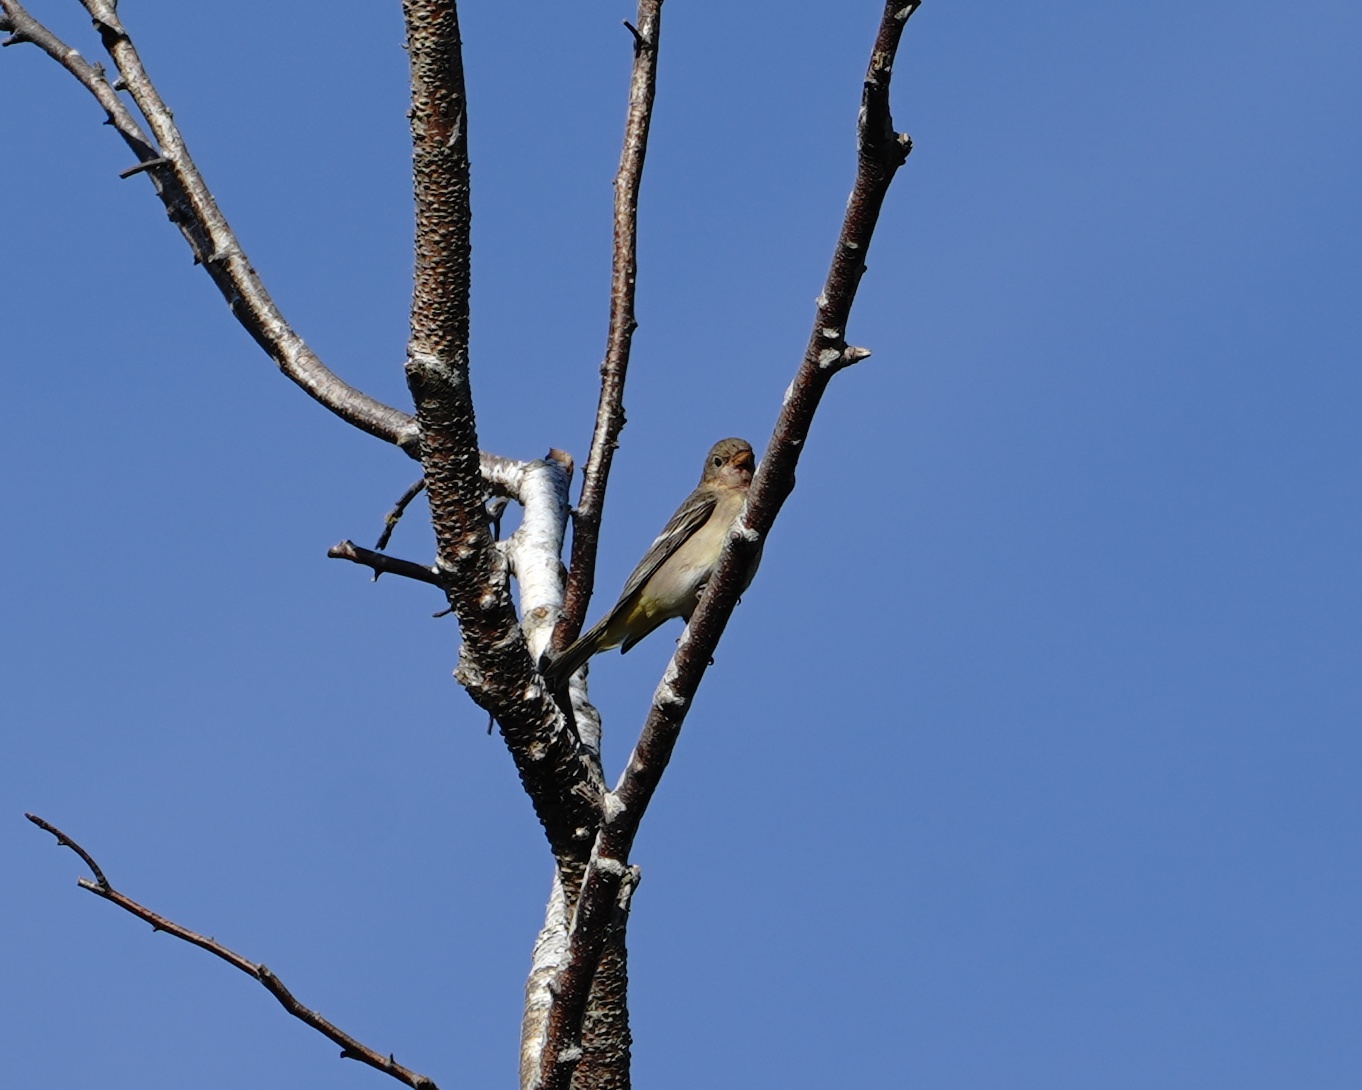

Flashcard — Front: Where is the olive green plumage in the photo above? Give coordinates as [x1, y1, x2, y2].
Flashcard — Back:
[546, 438, 757, 686]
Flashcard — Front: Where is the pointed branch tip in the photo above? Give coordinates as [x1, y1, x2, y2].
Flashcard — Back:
[118, 156, 168, 179]
[327, 540, 444, 588]
[26, 813, 110, 888]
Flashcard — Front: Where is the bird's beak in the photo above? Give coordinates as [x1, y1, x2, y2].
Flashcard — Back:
[734, 450, 755, 471]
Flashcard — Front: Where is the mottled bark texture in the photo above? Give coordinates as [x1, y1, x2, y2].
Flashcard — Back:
[571, 912, 634, 1090]
[401, 0, 605, 869]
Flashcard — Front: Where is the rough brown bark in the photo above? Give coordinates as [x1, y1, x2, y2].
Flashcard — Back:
[401, 0, 605, 869]
[571, 916, 634, 1090]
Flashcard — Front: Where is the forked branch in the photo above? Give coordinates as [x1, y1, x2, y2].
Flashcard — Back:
[25, 814, 439, 1090]
[532, 4, 922, 1084]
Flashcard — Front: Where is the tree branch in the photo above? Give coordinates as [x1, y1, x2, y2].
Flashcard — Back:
[532, 4, 922, 1084]
[556, 0, 666, 650]
[520, 866, 638, 1090]
[489, 455, 578, 668]
[0, 0, 419, 451]
[541, 11, 666, 1080]
[5, 0, 605, 863]
[401, 1, 605, 867]
[567, 869, 638, 1090]
[520, 874, 571, 1090]
[491, 453, 605, 815]
[328, 540, 445, 587]
[26, 814, 439, 1090]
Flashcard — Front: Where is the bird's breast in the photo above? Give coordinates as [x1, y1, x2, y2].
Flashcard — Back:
[639, 509, 732, 620]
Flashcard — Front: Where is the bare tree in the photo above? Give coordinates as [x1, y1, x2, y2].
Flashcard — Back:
[1, 1, 920, 1086]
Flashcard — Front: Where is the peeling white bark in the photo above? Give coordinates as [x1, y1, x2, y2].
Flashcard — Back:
[487, 455, 570, 663]
[485, 453, 603, 761]
[486, 454, 607, 1086]
[520, 873, 570, 1090]
[565, 671, 603, 762]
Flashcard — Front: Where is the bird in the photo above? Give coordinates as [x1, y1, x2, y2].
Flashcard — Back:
[545, 437, 758, 686]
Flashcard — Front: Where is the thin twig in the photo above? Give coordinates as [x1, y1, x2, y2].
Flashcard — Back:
[25, 814, 440, 1090]
[117, 155, 168, 178]
[0, 0, 418, 451]
[26, 813, 109, 887]
[328, 540, 445, 587]
[532, 4, 921, 1085]
[555, 0, 665, 651]
[376, 478, 427, 551]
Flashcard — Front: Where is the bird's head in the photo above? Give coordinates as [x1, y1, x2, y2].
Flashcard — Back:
[701, 437, 755, 489]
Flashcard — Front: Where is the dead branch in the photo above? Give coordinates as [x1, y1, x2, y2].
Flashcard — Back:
[329, 540, 445, 587]
[531, 4, 922, 1084]
[0, 0, 420, 451]
[567, 866, 639, 1090]
[25, 814, 439, 1090]
[556, 0, 666, 650]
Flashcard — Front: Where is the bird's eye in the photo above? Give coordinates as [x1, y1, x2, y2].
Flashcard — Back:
[712, 456, 723, 467]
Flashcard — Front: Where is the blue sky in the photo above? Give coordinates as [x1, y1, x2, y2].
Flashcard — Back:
[3, 1, 1360, 1086]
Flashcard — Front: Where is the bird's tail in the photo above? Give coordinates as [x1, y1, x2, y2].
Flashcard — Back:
[542, 622, 607, 689]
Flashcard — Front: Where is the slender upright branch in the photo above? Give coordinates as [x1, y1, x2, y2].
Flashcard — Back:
[0, 0, 420, 450]
[401, 1, 604, 866]
[556, 0, 666, 649]
[26, 815, 439, 1090]
[532, 5, 921, 1084]
[538, 12, 665, 1083]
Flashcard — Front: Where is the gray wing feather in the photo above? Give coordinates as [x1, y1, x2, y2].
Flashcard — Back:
[543, 487, 719, 686]
[611, 487, 716, 609]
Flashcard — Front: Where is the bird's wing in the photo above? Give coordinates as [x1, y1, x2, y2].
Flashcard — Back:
[611, 486, 717, 608]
